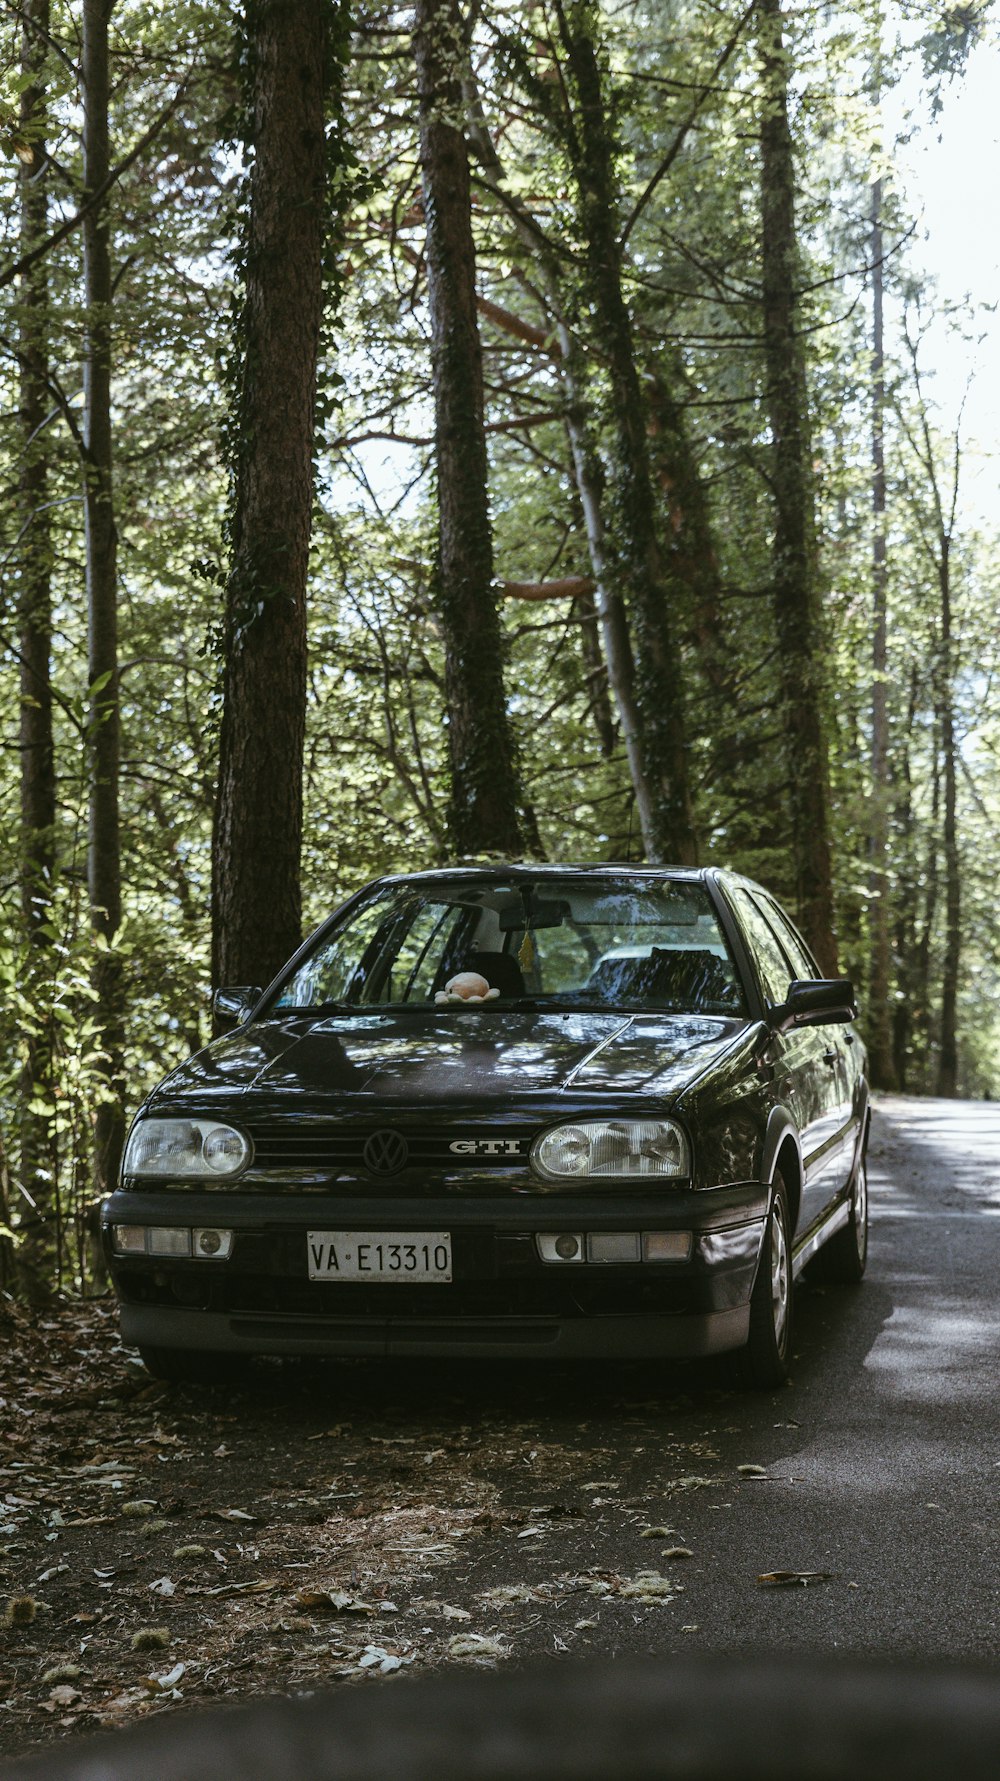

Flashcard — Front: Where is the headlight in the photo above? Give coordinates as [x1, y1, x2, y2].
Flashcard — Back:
[123, 1118, 251, 1181]
[531, 1119, 689, 1182]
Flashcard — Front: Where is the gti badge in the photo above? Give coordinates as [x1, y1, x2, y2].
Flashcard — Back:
[448, 1139, 523, 1155]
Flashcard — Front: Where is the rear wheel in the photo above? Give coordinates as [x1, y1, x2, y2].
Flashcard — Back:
[735, 1172, 793, 1390]
[139, 1346, 249, 1385]
[810, 1148, 868, 1284]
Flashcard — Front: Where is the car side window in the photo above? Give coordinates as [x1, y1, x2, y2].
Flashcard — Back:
[758, 896, 819, 982]
[395, 903, 468, 1002]
[731, 889, 794, 1006]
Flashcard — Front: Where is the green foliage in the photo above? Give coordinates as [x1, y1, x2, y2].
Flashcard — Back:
[2, 0, 1000, 1299]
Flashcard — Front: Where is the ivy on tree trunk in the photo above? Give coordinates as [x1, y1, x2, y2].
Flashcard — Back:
[552, 0, 697, 867]
[213, 0, 338, 992]
[15, 0, 56, 1296]
[413, 0, 524, 859]
[82, 0, 125, 1201]
[757, 0, 838, 972]
[867, 174, 896, 1087]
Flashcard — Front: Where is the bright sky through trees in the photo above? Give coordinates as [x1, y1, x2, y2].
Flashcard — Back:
[892, 31, 1000, 516]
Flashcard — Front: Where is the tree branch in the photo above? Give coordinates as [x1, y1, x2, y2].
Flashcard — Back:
[0, 70, 193, 290]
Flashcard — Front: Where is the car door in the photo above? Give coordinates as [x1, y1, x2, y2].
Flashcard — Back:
[755, 893, 859, 1196]
[728, 888, 839, 1236]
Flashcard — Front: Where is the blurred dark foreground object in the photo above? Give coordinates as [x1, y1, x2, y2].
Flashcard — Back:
[7, 1653, 1000, 1781]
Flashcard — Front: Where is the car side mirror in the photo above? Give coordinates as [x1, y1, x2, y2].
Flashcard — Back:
[213, 985, 263, 1031]
[769, 978, 857, 1033]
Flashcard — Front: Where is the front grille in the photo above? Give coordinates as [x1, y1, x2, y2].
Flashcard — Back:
[246, 1120, 538, 1177]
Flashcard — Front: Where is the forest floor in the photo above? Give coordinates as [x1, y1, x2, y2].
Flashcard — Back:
[4, 1094, 1000, 1767]
[0, 1297, 739, 1762]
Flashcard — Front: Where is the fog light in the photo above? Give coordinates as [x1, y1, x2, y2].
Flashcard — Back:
[587, 1231, 640, 1264]
[643, 1231, 693, 1263]
[536, 1232, 584, 1264]
[146, 1227, 191, 1257]
[112, 1224, 147, 1255]
[193, 1227, 233, 1259]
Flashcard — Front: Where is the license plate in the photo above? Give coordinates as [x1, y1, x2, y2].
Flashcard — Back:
[307, 1231, 452, 1283]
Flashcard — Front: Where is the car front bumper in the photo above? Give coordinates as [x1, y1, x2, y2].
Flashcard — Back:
[103, 1183, 767, 1363]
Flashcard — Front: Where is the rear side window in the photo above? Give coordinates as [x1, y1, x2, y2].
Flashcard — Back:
[731, 889, 795, 1006]
[758, 896, 819, 982]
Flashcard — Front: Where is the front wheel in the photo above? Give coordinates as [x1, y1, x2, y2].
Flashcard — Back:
[735, 1173, 793, 1390]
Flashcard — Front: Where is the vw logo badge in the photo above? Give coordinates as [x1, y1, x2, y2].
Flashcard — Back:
[363, 1129, 409, 1175]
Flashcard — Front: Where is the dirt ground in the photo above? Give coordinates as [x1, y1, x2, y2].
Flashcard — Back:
[0, 1298, 739, 1764]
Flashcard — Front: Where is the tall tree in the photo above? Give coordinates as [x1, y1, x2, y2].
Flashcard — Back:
[551, 0, 697, 866]
[15, 0, 57, 1295]
[213, 0, 337, 991]
[82, 0, 125, 1198]
[866, 172, 896, 1085]
[756, 0, 838, 971]
[897, 323, 964, 1096]
[413, 0, 524, 857]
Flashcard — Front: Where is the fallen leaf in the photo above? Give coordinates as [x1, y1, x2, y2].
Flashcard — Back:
[294, 1588, 374, 1614]
[185, 1579, 278, 1599]
[757, 1570, 833, 1587]
[149, 1576, 175, 1597]
[477, 1584, 542, 1607]
[358, 1645, 403, 1674]
[149, 1662, 186, 1691]
[214, 1508, 257, 1523]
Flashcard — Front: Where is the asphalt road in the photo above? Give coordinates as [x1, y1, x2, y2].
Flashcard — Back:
[374, 1092, 1000, 1666]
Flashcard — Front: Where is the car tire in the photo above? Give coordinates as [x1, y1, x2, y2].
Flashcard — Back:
[735, 1171, 793, 1390]
[138, 1346, 249, 1385]
[809, 1148, 869, 1285]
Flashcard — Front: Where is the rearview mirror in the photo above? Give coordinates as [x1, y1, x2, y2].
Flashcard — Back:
[213, 985, 262, 1031]
[498, 899, 570, 932]
[769, 978, 856, 1033]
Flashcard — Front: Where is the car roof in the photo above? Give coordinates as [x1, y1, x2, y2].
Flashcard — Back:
[373, 863, 712, 884]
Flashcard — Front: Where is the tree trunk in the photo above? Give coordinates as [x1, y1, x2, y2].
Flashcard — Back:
[911, 723, 940, 1088]
[559, 337, 652, 840]
[413, 0, 524, 858]
[757, 0, 838, 972]
[82, 0, 125, 1200]
[645, 364, 730, 701]
[554, 0, 697, 866]
[212, 0, 332, 991]
[16, 0, 57, 1299]
[891, 666, 918, 1089]
[867, 175, 896, 1086]
[455, 28, 673, 857]
[935, 542, 960, 1096]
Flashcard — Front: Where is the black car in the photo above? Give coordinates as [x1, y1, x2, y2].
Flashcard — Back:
[103, 867, 869, 1389]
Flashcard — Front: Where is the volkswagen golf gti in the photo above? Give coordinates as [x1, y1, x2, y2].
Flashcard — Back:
[103, 866, 869, 1389]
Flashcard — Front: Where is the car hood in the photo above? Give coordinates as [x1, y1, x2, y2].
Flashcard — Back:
[151, 1008, 747, 1110]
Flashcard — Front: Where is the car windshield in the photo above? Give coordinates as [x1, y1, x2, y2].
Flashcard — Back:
[270, 876, 747, 1018]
